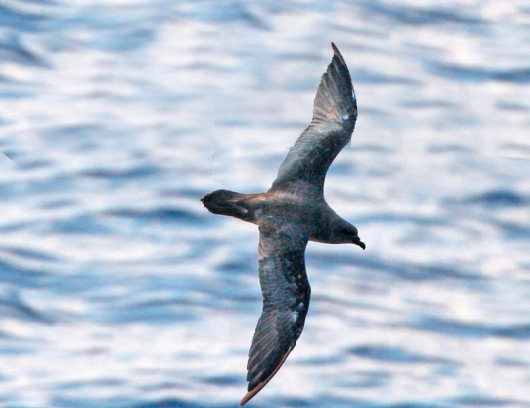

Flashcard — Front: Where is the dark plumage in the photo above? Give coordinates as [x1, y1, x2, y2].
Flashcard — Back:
[201, 43, 365, 405]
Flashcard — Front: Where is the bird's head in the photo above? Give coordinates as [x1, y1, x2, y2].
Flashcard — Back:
[333, 221, 366, 250]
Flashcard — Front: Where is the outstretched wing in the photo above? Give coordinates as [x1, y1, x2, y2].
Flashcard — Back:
[240, 223, 310, 406]
[270, 42, 357, 194]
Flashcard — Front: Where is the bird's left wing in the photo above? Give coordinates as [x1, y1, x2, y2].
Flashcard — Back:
[270, 42, 357, 195]
[240, 223, 310, 406]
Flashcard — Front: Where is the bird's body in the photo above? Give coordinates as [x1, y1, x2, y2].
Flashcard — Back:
[201, 43, 365, 405]
[204, 188, 358, 244]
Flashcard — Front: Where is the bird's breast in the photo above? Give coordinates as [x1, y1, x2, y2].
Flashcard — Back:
[247, 191, 330, 235]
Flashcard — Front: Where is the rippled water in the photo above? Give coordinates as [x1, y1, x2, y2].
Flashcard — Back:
[1, 1, 530, 407]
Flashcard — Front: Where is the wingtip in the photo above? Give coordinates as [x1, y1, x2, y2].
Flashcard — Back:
[239, 387, 259, 406]
[239, 381, 264, 406]
[239, 394, 250, 406]
[331, 42, 346, 66]
[239, 348, 294, 406]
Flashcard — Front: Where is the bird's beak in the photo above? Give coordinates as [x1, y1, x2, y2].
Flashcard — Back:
[353, 236, 366, 250]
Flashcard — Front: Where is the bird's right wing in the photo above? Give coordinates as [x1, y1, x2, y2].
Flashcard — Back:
[240, 223, 310, 406]
[270, 43, 357, 194]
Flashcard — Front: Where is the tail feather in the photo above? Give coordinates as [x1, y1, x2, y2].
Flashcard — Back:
[201, 189, 252, 221]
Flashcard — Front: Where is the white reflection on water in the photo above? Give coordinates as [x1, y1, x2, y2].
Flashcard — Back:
[0, 0, 529, 407]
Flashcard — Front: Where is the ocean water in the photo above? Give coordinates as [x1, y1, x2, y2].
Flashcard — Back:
[1, 0, 530, 407]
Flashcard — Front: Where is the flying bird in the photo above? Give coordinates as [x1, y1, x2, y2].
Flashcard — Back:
[201, 42, 365, 405]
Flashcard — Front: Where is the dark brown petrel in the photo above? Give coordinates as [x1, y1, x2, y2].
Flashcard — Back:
[201, 42, 365, 405]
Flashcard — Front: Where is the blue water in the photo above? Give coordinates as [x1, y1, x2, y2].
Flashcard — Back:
[1, 0, 530, 407]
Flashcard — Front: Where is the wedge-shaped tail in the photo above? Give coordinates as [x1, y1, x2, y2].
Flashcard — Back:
[201, 189, 253, 222]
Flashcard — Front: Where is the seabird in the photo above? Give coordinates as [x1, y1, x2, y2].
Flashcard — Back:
[201, 42, 365, 405]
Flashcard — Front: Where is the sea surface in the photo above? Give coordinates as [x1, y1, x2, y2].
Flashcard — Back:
[1, 1, 530, 407]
